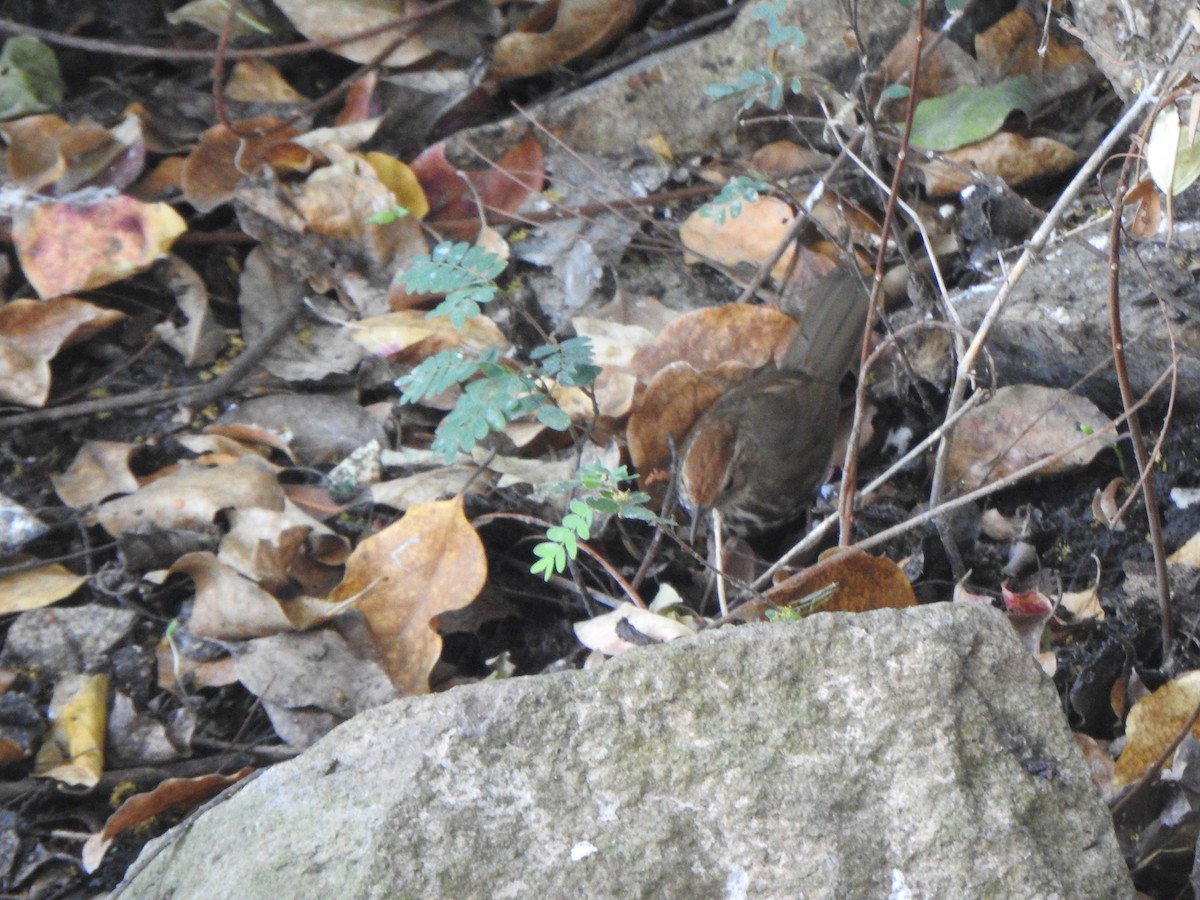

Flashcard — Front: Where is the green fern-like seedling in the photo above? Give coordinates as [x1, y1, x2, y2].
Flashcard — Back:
[396, 348, 490, 405]
[530, 336, 602, 387]
[531, 466, 658, 581]
[396, 240, 507, 328]
[698, 176, 771, 226]
[393, 242, 604, 462]
[531, 499, 593, 580]
[751, 0, 805, 49]
[706, 1, 805, 110]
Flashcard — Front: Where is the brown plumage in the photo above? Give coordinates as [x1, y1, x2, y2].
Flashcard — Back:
[678, 269, 869, 536]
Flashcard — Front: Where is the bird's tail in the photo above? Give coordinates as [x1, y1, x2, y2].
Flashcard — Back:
[779, 268, 870, 383]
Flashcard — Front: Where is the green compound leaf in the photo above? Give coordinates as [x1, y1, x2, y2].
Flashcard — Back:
[531, 541, 566, 580]
[909, 76, 1038, 152]
[395, 348, 487, 405]
[396, 241, 507, 328]
[530, 336, 600, 388]
[536, 405, 572, 431]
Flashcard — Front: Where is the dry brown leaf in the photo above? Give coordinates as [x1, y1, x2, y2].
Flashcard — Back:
[351, 310, 508, 360]
[1, 113, 144, 194]
[172, 551, 339, 640]
[1113, 671, 1200, 789]
[151, 255, 226, 366]
[52, 440, 140, 508]
[13, 196, 186, 299]
[749, 140, 834, 179]
[0, 297, 126, 406]
[182, 117, 300, 212]
[975, 8, 1096, 84]
[224, 59, 308, 104]
[491, 0, 641, 81]
[573, 602, 696, 656]
[407, 136, 544, 241]
[922, 132, 1079, 197]
[679, 194, 799, 280]
[82, 768, 252, 873]
[629, 304, 796, 383]
[273, 0, 431, 68]
[0, 564, 89, 615]
[96, 455, 285, 537]
[881, 22, 981, 103]
[330, 497, 486, 695]
[756, 548, 918, 617]
[944, 384, 1111, 495]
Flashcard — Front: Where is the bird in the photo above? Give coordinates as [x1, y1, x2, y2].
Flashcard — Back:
[677, 268, 870, 539]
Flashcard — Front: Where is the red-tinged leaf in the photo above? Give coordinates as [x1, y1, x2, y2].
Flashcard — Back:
[13, 196, 186, 299]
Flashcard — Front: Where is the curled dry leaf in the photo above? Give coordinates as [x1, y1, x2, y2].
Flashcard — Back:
[226, 629, 397, 747]
[82, 768, 253, 873]
[172, 551, 340, 641]
[330, 496, 487, 695]
[224, 59, 308, 104]
[490, 0, 642, 81]
[52, 441, 140, 509]
[0, 563, 88, 615]
[151, 255, 226, 366]
[408, 136, 544, 240]
[351, 309, 508, 360]
[573, 602, 696, 656]
[273, 0, 431, 68]
[0, 297, 126, 406]
[182, 117, 300, 213]
[96, 455, 285, 537]
[2, 113, 144, 193]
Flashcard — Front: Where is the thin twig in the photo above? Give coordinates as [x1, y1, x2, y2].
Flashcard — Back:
[838, 0, 924, 546]
[1107, 116, 1175, 661]
[0, 291, 304, 428]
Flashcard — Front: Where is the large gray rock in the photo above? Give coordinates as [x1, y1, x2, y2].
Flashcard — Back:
[119, 603, 1131, 899]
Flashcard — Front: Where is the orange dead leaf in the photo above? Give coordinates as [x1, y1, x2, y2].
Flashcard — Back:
[13, 196, 186, 299]
[182, 117, 300, 212]
[680, 194, 798, 280]
[330, 497, 486, 695]
[630, 304, 796, 383]
[755, 548, 918, 616]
